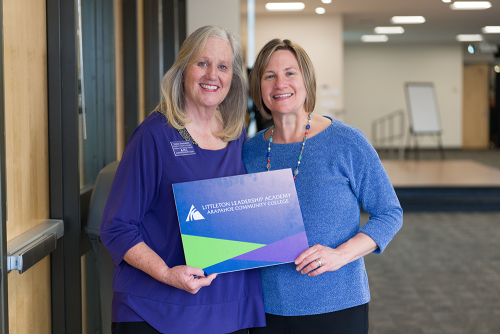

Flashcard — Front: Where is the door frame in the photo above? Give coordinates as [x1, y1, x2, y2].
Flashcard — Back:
[0, 1, 79, 333]
[47, 0, 82, 333]
[0, 0, 9, 332]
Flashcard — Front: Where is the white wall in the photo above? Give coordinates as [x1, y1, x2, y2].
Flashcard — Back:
[252, 14, 344, 119]
[344, 44, 463, 148]
[186, 0, 240, 35]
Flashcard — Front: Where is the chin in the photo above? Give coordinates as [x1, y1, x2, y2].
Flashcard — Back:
[203, 96, 225, 106]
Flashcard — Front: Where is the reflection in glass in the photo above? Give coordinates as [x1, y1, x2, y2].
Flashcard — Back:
[77, 0, 86, 189]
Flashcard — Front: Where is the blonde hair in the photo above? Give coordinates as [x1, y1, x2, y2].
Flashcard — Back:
[155, 25, 247, 142]
[250, 39, 316, 119]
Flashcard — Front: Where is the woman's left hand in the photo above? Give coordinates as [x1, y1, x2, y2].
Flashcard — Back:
[295, 244, 346, 277]
[295, 234, 378, 277]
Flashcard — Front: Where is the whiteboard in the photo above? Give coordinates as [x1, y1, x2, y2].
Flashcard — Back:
[405, 83, 441, 134]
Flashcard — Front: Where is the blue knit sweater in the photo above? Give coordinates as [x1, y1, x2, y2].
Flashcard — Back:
[242, 118, 402, 316]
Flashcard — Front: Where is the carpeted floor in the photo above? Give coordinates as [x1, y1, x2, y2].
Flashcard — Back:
[365, 149, 500, 333]
[362, 212, 500, 334]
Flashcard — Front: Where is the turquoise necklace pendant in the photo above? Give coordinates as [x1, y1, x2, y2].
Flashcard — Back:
[267, 113, 312, 180]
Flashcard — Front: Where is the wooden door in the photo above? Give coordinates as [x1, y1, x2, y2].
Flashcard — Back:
[3, 1, 51, 333]
[463, 63, 490, 149]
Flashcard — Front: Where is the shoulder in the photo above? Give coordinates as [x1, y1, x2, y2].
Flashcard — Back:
[129, 112, 174, 144]
[325, 119, 372, 150]
[318, 119, 377, 164]
[232, 126, 248, 145]
[325, 118, 367, 142]
[140, 112, 170, 133]
[119, 113, 175, 165]
[242, 129, 268, 169]
[117, 115, 165, 179]
[243, 129, 267, 153]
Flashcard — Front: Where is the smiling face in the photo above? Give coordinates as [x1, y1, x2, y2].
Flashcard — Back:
[183, 37, 233, 111]
[260, 50, 307, 118]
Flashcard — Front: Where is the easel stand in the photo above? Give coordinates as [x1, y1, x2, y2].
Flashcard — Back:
[404, 82, 445, 160]
[405, 129, 445, 160]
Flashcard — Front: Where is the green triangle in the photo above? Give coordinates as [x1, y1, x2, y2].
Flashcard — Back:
[181, 234, 265, 270]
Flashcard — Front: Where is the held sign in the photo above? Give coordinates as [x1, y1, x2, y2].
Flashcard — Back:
[172, 169, 309, 274]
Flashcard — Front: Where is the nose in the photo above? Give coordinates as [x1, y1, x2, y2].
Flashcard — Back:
[274, 74, 286, 89]
[205, 65, 217, 81]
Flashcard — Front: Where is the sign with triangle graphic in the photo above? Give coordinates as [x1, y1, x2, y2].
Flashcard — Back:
[172, 169, 309, 274]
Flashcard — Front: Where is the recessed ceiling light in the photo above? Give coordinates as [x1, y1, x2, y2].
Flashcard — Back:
[494, 65, 500, 73]
[374, 27, 404, 34]
[390, 16, 426, 24]
[321, 0, 332, 3]
[450, 1, 492, 10]
[442, 0, 451, 2]
[315, 7, 326, 14]
[482, 26, 500, 33]
[468, 45, 475, 53]
[456, 34, 483, 42]
[265, 2, 305, 11]
[362, 35, 388, 42]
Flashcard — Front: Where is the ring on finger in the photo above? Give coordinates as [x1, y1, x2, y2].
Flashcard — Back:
[315, 259, 322, 268]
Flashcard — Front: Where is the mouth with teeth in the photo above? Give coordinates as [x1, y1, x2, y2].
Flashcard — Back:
[200, 83, 219, 92]
[273, 93, 293, 99]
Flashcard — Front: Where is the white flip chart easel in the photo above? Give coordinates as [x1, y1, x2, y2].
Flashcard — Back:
[405, 83, 445, 159]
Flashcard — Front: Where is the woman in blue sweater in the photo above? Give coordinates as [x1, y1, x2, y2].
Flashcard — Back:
[243, 39, 403, 334]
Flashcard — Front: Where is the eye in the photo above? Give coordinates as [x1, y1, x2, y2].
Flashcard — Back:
[198, 61, 207, 67]
[219, 65, 228, 71]
[286, 71, 295, 76]
[264, 74, 275, 80]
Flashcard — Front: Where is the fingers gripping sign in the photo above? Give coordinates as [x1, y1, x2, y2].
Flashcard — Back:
[164, 265, 217, 294]
[294, 244, 346, 277]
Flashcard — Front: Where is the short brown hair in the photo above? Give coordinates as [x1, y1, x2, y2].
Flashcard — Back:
[250, 39, 316, 119]
[155, 25, 247, 142]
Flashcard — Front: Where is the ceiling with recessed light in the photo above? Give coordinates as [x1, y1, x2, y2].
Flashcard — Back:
[246, 0, 500, 44]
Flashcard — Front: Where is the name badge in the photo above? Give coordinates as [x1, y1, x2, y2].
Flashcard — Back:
[171, 141, 196, 157]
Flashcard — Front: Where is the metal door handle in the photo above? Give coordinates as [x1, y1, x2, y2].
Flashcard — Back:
[6, 220, 64, 274]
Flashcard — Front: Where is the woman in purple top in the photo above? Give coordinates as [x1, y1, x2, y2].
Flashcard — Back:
[100, 26, 265, 334]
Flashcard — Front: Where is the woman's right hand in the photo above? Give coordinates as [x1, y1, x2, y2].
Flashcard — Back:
[124, 242, 216, 294]
[163, 265, 217, 294]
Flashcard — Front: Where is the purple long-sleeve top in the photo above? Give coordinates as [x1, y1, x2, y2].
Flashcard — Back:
[100, 112, 265, 333]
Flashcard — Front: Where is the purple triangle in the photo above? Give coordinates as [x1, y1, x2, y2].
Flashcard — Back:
[231, 231, 309, 263]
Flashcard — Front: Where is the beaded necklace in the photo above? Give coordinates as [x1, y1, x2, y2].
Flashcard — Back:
[266, 113, 312, 180]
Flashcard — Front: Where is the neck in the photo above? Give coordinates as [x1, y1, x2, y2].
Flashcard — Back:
[184, 102, 221, 134]
[271, 112, 310, 144]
